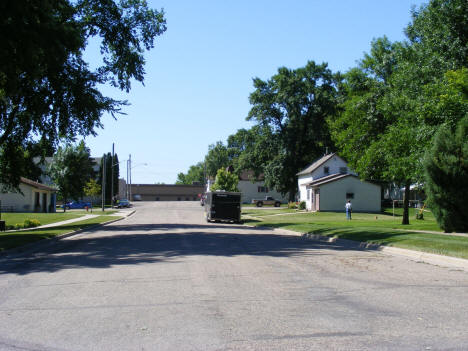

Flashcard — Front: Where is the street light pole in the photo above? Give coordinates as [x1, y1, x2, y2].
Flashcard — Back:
[129, 154, 132, 201]
[111, 143, 114, 207]
[101, 156, 106, 212]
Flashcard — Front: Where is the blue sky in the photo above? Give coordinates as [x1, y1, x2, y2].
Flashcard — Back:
[84, 0, 427, 184]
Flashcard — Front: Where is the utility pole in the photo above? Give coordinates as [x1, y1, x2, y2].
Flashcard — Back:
[111, 143, 114, 207]
[101, 156, 106, 212]
[126, 158, 129, 199]
[129, 154, 132, 201]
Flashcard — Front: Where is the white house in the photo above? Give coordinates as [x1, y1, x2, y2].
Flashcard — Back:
[305, 174, 381, 212]
[237, 171, 289, 204]
[297, 153, 380, 212]
[0, 177, 57, 213]
[34, 156, 102, 186]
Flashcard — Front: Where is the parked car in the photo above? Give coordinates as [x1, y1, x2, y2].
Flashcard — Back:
[251, 196, 281, 207]
[117, 199, 131, 208]
[62, 201, 92, 209]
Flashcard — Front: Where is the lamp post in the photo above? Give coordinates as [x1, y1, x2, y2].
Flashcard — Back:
[111, 143, 114, 207]
[126, 156, 147, 201]
[101, 156, 106, 212]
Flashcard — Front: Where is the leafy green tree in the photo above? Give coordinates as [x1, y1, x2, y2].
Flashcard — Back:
[83, 179, 101, 211]
[424, 116, 468, 232]
[205, 142, 230, 178]
[0, 0, 166, 190]
[226, 126, 279, 179]
[48, 141, 95, 211]
[176, 162, 205, 185]
[210, 168, 239, 192]
[247, 61, 338, 200]
[330, 0, 468, 224]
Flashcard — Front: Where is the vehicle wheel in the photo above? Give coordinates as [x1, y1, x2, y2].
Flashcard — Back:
[274, 202, 281, 207]
[256, 201, 263, 207]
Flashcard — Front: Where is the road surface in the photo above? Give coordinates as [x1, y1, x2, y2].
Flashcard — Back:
[0, 201, 467, 350]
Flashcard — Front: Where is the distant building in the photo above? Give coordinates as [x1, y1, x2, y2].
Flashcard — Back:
[120, 180, 204, 201]
[237, 171, 289, 204]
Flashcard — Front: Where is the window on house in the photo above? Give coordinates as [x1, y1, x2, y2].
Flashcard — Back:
[307, 189, 310, 200]
[339, 167, 347, 174]
[258, 186, 269, 193]
[324, 166, 329, 174]
[346, 193, 354, 199]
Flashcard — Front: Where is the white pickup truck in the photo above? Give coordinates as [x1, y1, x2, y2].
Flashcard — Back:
[251, 196, 281, 207]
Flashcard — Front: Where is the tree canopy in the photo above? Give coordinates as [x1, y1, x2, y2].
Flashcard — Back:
[48, 141, 95, 210]
[329, 0, 468, 224]
[247, 61, 338, 199]
[0, 0, 166, 190]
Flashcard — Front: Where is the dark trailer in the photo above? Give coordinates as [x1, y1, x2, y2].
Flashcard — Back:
[205, 191, 241, 223]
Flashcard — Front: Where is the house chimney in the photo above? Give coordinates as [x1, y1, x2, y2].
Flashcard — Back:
[325, 147, 329, 155]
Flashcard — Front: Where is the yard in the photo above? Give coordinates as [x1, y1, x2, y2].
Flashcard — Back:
[242, 207, 468, 259]
[0, 212, 120, 252]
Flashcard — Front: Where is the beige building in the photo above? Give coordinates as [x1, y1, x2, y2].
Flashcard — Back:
[122, 181, 204, 201]
[0, 177, 57, 213]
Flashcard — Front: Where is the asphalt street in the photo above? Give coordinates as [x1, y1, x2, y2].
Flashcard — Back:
[0, 201, 467, 350]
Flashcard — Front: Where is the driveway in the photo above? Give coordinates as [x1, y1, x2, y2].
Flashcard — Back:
[0, 201, 467, 350]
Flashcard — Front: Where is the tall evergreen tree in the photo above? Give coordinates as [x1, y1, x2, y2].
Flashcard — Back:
[424, 116, 468, 232]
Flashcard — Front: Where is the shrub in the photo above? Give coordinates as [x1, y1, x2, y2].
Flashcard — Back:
[14, 223, 23, 230]
[24, 219, 41, 228]
[299, 201, 306, 210]
[288, 201, 297, 209]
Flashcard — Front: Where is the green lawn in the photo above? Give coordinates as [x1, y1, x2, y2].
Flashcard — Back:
[0, 212, 84, 227]
[0, 215, 119, 252]
[242, 208, 468, 259]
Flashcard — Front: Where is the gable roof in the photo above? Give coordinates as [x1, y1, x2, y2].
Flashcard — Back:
[304, 173, 356, 187]
[20, 177, 57, 192]
[296, 153, 339, 176]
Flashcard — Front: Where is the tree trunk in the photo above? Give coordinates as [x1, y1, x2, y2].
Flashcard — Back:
[289, 186, 296, 202]
[402, 182, 410, 225]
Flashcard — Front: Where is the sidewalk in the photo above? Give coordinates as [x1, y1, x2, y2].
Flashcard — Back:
[2, 208, 135, 233]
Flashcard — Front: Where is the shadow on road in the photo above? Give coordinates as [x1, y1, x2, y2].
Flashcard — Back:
[0, 223, 371, 275]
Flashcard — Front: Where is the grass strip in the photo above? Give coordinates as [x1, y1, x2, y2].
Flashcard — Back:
[242, 209, 468, 259]
[0, 212, 84, 227]
[0, 215, 118, 252]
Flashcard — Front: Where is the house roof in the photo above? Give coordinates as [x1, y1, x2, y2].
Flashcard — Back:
[296, 153, 337, 176]
[20, 177, 57, 192]
[304, 173, 357, 187]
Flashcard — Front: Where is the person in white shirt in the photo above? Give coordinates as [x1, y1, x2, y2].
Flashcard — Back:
[345, 200, 352, 220]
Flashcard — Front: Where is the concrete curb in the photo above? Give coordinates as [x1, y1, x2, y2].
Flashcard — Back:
[0, 210, 136, 259]
[251, 225, 468, 272]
